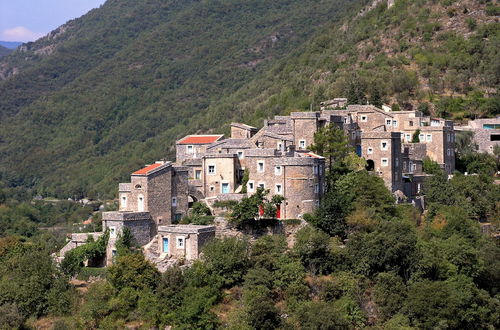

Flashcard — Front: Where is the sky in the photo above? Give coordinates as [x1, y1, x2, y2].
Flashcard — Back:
[0, 0, 107, 42]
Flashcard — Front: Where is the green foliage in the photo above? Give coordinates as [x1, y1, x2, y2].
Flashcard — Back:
[422, 156, 442, 175]
[425, 174, 500, 221]
[240, 168, 250, 194]
[229, 188, 283, 228]
[115, 227, 137, 256]
[0, 241, 74, 325]
[374, 273, 407, 321]
[411, 129, 421, 143]
[309, 124, 353, 176]
[107, 253, 160, 291]
[181, 202, 214, 225]
[61, 231, 109, 276]
[293, 226, 333, 274]
[202, 237, 250, 288]
[292, 301, 349, 329]
[347, 221, 419, 279]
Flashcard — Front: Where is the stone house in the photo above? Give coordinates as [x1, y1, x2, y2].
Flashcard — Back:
[175, 134, 224, 164]
[455, 118, 500, 154]
[156, 225, 215, 261]
[116, 161, 189, 225]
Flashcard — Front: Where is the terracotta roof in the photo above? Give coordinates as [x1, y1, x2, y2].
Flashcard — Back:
[178, 135, 223, 145]
[303, 152, 324, 159]
[132, 163, 163, 175]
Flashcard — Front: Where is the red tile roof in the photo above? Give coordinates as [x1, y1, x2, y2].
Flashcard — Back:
[304, 152, 324, 159]
[178, 135, 223, 145]
[132, 163, 163, 175]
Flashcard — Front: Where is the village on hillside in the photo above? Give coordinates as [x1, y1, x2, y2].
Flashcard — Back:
[59, 100, 500, 270]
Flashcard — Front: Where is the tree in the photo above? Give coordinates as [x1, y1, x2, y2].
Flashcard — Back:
[292, 301, 349, 329]
[107, 253, 160, 291]
[309, 124, 353, 180]
[292, 226, 333, 274]
[346, 75, 367, 105]
[422, 156, 442, 175]
[369, 85, 383, 108]
[411, 129, 420, 143]
[347, 221, 419, 280]
[202, 237, 250, 287]
[374, 273, 407, 321]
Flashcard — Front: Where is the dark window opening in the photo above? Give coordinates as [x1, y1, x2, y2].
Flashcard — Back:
[366, 160, 375, 171]
[490, 135, 500, 141]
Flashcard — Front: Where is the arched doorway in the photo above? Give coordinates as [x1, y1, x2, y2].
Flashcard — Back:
[366, 159, 375, 171]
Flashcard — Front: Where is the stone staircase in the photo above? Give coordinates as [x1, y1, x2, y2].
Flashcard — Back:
[143, 235, 181, 272]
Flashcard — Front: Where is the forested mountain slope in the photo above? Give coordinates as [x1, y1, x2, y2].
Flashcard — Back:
[0, 0, 498, 198]
[0, 46, 11, 58]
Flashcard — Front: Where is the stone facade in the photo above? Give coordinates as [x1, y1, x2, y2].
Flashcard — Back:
[455, 118, 500, 154]
[118, 161, 189, 225]
[156, 225, 215, 261]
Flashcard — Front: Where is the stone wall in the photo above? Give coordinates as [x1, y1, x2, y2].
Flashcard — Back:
[144, 166, 173, 225]
[202, 154, 237, 198]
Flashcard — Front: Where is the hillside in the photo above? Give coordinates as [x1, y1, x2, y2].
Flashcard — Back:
[0, 0, 498, 198]
[0, 46, 11, 58]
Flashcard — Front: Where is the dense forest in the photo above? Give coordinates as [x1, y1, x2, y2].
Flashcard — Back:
[0, 128, 499, 329]
[0, 0, 498, 198]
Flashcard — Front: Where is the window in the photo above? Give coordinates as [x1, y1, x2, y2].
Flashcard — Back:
[176, 236, 185, 249]
[208, 165, 216, 174]
[409, 161, 413, 172]
[351, 131, 356, 139]
[315, 200, 320, 207]
[361, 115, 368, 122]
[121, 196, 127, 208]
[381, 158, 389, 167]
[319, 166, 323, 175]
[381, 141, 388, 150]
[110, 226, 116, 238]
[275, 166, 282, 175]
[447, 133, 450, 142]
[138, 195, 144, 212]
[367, 147, 374, 154]
[195, 170, 201, 180]
[258, 183, 265, 189]
[175, 213, 182, 222]
[248, 181, 255, 192]
[395, 157, 399, 167]
[426, 134, 432, 142]
[172, 197, 177, 207]
[277, 142, 283, 151]
[257, 161, 265, 173]
[393, 120, 398, 127]
[210, 186, 215, 192]
[313, 165, 318, 175]
[314, 184, 319, 194]
[409, 121, 413, 127]
[344, 117, 348, 123]
[237, 151, 244, 159]
[187, 145, 194, 154]
[275, 184, 282, 194]
[406, 133, 411, 141]
[412, 163, 417, 172]
[386, 119, 392, 126]
[490, 135, 500, 141]
[299, 140, 306, 149]
[135, 184, 142, 189]
[419, 133, 425, 142]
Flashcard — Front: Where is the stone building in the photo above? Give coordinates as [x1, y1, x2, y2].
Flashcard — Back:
[156, 225, 216, 261]
[175, 134, 224, 163]
[116, 161, 189, 225]
[455, 118, 500, 154]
